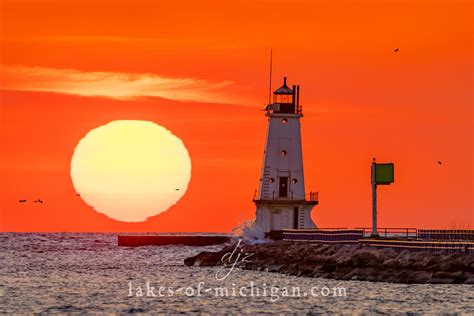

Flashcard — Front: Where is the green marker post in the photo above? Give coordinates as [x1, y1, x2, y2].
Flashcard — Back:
[371, 159, 394, 237]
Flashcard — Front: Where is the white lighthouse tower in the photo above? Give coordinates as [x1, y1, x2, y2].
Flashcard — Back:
[254, 77, 318, 236]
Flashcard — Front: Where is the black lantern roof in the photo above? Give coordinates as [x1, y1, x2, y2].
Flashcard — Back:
[273, 77, 293, 94]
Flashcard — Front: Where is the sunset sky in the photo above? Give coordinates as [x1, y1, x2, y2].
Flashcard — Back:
[0, 0, 472, 232]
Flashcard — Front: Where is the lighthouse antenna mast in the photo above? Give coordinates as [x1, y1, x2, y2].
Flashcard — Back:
[268, 48, 273, 104]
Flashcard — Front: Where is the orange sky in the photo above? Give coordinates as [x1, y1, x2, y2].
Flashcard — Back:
[0, 0, 472, 232]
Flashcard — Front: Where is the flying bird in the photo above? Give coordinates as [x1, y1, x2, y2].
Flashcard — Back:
[18, 199, 27, 203]
[175, 189, 180, 191]
[394, 48, 399, 53]
[34, 199, 43, 204]
[437, 161, 442, 165]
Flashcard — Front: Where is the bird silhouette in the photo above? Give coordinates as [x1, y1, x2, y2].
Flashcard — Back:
[175, 189, 180, 191]
[437, 161, 442, 165]
[394, 48, 399, 52]
[34, 199, 43, 204]
[18, 199, 27, 203]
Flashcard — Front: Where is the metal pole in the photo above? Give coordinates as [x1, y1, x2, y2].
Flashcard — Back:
[268, 49, 273, 104]
[371, 161, 379, 237]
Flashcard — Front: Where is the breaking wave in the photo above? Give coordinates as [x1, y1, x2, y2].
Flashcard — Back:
[231, 220, 270, 245]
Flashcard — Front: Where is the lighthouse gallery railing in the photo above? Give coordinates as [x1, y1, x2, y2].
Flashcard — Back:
[253, 189, 318, 202]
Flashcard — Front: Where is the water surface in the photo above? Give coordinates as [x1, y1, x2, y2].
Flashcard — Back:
[0, 233, 472, 313]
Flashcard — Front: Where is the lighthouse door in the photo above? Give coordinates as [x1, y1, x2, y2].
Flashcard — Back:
[293, 207, 299, 229]
[279, 177, 288, 197]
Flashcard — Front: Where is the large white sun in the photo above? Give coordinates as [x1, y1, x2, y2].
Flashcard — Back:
[70, 120, 191, 222]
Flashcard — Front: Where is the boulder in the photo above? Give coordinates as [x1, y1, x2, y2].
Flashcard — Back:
[184, 251, 223, 266]
[382, 258, 400, 269]
[347, 250, 381, 267]
[409, 271, 433, 283]
[464, 278, 474, 284]
[266, 264, 283, 273]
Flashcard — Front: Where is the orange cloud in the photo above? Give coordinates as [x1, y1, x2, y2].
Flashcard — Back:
[0, 65, 248, 104]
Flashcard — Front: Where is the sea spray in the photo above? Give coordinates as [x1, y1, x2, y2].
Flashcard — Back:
[231, 220, 270, 245]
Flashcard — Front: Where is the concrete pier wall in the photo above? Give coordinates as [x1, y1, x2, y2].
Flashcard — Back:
[282, 229, 364, 243]
[118, 235, 231, 247]
[361, 239, 474, 254]
[418, 230, 474, 241]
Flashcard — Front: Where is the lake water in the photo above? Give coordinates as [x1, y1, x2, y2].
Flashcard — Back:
[0, 233, 473, 314]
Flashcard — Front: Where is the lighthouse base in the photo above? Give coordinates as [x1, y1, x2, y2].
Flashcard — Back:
[254, 200, 317, 234]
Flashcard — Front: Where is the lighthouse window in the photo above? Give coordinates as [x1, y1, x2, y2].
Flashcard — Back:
[275, 94, 293, 104]
[281, 150, 287, 156]
[269, 178, 275, 183]
[282, 118, 288, 124]
[292, 178, 298, 184]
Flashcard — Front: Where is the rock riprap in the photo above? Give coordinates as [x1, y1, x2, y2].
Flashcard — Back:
[184, 241, 474, 284]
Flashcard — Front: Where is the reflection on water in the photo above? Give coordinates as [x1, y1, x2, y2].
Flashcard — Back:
[0, 233, 473, 313]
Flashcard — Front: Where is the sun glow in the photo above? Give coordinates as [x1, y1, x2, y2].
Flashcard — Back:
[70, 120, 191, 222]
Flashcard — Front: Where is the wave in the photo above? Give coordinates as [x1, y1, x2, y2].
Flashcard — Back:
[231, 220, 270, 245]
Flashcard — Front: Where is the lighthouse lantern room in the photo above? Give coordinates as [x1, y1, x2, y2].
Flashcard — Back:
[254, 77, 318, 236]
